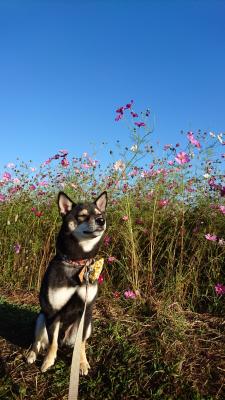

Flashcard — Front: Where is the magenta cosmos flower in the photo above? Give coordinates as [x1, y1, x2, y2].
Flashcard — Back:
[61, 158, 70, 167]
[134, 122, 146, 128]
[175, 151, 190, 165]
[215, 283, 225, 296]
[14, 243, 21, 254]
[187, 132, 201, 148]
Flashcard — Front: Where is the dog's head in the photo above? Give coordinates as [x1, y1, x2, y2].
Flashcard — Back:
[58, 191, 107, 244]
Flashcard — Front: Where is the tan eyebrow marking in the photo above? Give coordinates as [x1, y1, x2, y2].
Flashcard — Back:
[94, 208, 102, 215]
[78, 209, 89, 216]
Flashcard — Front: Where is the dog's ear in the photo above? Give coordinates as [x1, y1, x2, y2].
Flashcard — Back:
[58, 192, 75, 216]
[94, 191, 107, 213]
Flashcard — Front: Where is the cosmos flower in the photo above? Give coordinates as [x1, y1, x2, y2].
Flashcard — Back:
[215, 283, 225, 296]
[0, 194, 6, 202]
[134, 122, 146, 128]
[205, 234, 217, 242]
[124, 290, 136, 299]
[6, 163, 15, 169]
[130, 144, 138, 152]
[61, 158, 70, 167]
[14, 243, 21, 254]
[175, 152, 190, 165]
[158, 199, 169, 207]
[131, 111, 138, 118]
[218, 205, 225, 215]
[2, 172, 11, 182]
[107, 256, 117, 264]
[98, 274, 104, 285]
[187, 132, 201, 148]
[113, 160, 126, 171]
[103, 235, 111, 246]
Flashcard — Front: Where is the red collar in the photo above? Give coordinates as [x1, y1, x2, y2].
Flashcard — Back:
[61, 256, 94, 268]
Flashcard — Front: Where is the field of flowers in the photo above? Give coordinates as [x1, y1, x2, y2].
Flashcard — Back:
[0, 101, 225, 399]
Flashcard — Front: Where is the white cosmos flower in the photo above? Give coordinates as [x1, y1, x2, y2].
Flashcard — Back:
[113, 160, 126, 171]
[130, 144, 138, 152]
[217, 134, 223, 144]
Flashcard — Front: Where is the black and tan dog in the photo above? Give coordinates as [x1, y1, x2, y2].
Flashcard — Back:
[27, 191, 107, 374]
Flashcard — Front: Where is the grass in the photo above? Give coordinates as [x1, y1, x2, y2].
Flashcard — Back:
[0, 104, 225, 398]
[1, 290, 225, 399]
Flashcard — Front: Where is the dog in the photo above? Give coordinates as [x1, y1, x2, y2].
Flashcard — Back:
[27, 190, 107, 375]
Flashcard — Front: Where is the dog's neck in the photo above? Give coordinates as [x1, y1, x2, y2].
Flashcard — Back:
[56, 230, 102, 260]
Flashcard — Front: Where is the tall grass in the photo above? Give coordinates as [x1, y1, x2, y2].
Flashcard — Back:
[0, 102, 224, 315]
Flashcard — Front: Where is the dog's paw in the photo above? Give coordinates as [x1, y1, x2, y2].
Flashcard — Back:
[26, 350, 36, 364]
[80, 360, 90, 376]
[41, 356, 55, 372]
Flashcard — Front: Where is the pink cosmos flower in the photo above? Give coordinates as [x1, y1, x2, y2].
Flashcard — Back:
[187, 132, 201, 148]
[129, 167, 139, 177]
[175, 152, 190, 165]
[158, 199, 169, 208]
[215, 283, 225, 296]
[29, 185, 36, 191]
[38, 181, 48, 187]
[122, 215, 129, 221]
[103, 235, 111, 246]
[98, 274, 104, 285]
[205, 233, 217, 242]
[115, 113, 123, 122]
[218, 205, 225, 215]
[134, 122, 146, 128]
[14, 243, 21, 254]
[107, 256, 117, 264]
[124, 290, 136, 299]
[61, 158, 70, 167]
[168, 160, 174, 166]
[0, 194, 6, 202]
[42, 158, 51, 166]
[2, 172, 11, 182]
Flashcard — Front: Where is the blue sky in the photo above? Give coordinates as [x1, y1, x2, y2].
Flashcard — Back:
[0, 0, 224, 172]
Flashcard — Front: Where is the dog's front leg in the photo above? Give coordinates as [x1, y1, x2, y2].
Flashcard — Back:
[80, 340, 90, 375]
[41, 316, 60, 372]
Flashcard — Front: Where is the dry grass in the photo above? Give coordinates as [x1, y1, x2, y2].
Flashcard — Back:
[1, 289, 225, 399]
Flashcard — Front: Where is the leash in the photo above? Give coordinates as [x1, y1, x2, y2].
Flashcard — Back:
[68, 266, 89, 400]
[67, 258, 104, 400]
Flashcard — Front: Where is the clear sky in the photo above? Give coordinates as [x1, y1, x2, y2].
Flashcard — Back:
[0, 0, 224, 171]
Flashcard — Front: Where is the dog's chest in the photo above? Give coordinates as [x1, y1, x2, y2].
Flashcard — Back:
[48, 283, 98, 311]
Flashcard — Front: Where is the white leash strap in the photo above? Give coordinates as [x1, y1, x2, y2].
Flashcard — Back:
[68, 275, 88, 400]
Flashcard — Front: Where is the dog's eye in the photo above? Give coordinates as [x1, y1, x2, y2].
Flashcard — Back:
[95, 217, 105, 226]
